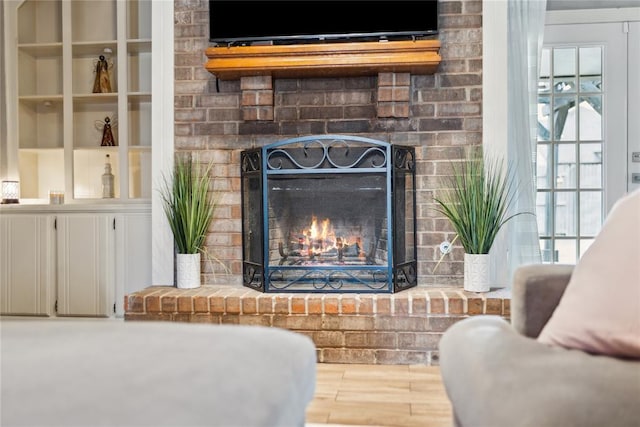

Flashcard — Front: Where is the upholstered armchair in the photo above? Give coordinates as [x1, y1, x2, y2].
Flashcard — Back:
[439, 189, 640, 427]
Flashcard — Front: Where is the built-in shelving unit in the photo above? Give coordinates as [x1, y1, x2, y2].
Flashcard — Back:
[1, 0, 164, 318]
[7, 0, 152, 202]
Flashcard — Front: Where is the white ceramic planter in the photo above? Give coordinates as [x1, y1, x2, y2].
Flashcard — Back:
[464, 253, 491, 292]
[176, 253, 201, 289]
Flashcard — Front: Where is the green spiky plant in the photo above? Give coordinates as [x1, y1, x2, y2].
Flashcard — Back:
[159, 153, 216, 255]
[433, 146, 522, 254]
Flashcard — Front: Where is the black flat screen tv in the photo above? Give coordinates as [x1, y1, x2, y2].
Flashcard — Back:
[209, 1, 439, 45]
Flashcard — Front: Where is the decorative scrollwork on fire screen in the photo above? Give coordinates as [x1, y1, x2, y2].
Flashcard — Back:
[241, 150, 261, 173]
[267, 268, 390, 291]
[243, 264, 264, 291]
[394, 262, 417, 291]
[393, 147, 416, 172]
[265, 136, 388, 171]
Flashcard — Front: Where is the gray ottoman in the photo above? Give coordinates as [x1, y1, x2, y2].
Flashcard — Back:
[1, 319, 317, 427]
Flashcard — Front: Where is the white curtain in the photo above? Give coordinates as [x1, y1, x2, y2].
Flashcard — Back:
[492, 0, 547, 286]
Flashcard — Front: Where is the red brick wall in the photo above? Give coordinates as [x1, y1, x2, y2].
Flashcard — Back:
[173, 0, 483, 288]
[125, 286, 509, 365]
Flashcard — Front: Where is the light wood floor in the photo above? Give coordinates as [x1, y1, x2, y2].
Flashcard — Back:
[306, 363, 453, 427]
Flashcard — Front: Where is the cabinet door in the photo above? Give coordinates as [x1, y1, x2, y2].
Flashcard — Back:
[0, 214, 55, 316]
[56, 214, 114, 316]
[114, 211, 151, 316]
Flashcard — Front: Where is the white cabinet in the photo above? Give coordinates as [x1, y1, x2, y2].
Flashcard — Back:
[56, 213, 115, 316]
[0, 214, 55, 316]
[3, 0, 152, 203]
[114, 211, 152, 317]
[0, 205, 151, 317]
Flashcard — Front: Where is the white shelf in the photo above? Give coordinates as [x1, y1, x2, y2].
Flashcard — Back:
[19, 147, 65, 153]
[127, 39, 151, 53]
[73, 146, 119, 153]
[19, 95, 64, 105]
[18, 43, 63, 57]
[127, 92, 151, 102]
[72, 93, 119, 103]
[71, 40, 118, 56]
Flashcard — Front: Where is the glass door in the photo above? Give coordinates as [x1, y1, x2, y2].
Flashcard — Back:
[537, 22, 628, 263]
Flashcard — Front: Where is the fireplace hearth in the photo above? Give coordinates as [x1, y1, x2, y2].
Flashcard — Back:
[241, 135, 417, 293]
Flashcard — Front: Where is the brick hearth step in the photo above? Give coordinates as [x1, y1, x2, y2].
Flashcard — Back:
[125, 286, 510, 365]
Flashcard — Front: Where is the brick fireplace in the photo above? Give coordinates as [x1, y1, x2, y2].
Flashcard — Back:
[173, 0, 483, 288]
[128, 0, 489, 364]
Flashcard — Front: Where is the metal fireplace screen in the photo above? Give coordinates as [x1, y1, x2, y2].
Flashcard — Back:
[241, 135, 417, 293]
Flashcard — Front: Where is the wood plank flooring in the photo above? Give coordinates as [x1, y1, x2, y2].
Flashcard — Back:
[306, 363, 453, 427]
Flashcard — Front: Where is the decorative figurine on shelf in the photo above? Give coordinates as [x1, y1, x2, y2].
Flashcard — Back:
[96, 116, 117, 146]
[102, 154, 115, 199]
[92, 54, 112, 93]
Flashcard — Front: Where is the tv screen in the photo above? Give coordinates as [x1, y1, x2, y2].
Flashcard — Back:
[209, 1, 439, 45]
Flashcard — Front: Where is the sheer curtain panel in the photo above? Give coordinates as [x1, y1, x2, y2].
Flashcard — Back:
[491, 0, 546, 286]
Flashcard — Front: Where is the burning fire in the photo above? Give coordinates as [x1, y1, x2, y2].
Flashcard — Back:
[295, 215, 364, 260]
[308, 216, 332, 244]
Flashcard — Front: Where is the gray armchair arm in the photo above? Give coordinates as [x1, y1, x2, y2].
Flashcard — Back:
[511, 264, 574, 338]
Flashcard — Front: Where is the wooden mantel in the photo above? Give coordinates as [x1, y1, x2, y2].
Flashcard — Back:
[205, 39, 441, 80]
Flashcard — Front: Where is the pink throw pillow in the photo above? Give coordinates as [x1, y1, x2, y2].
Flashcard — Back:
[537, 189, 640, 358]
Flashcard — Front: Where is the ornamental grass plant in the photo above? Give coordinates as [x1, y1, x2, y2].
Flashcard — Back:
[160, 153, 216, 255]
[433, 146, 521, 254]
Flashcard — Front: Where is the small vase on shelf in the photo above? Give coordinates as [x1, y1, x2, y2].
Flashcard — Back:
[102, 154, 115, 198]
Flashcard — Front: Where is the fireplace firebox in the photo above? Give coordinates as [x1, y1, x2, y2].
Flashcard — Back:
[241, 135, 417, 293]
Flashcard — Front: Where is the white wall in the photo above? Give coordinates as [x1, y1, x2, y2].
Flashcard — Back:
[0, 1, 7, 181]
[482, 1, 508, 160]
[151, 0, 175, 286]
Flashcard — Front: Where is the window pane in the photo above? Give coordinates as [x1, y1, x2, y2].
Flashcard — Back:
[553, 48, 576, 78]
[553, 96, 577, 141]
[555, 144, 576, 189]
[555, 192, 576, 236]
[579, 47, 602, 92]
[579, 76, 602, 93]
[537, 97, 551, 140]
[579, 143, 602, 188]
[539, 239, 555, 263]
[554, 78, 577, 93]
[538, 78, 551, 95]
[540, 48, 551, 78]
[579, 96, 602, 141]
[536, 192, 552, 236]
[555, 239, 577, 264]
[537, 144, 552, 188]
[580, 191, 602, 236]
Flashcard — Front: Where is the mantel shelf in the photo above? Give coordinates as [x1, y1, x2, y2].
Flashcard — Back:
[205, 39, 441, 80]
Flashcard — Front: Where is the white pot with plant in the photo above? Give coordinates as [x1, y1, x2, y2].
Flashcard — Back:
[160, 153, 216, 289]
[433, 147, 521, 293]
